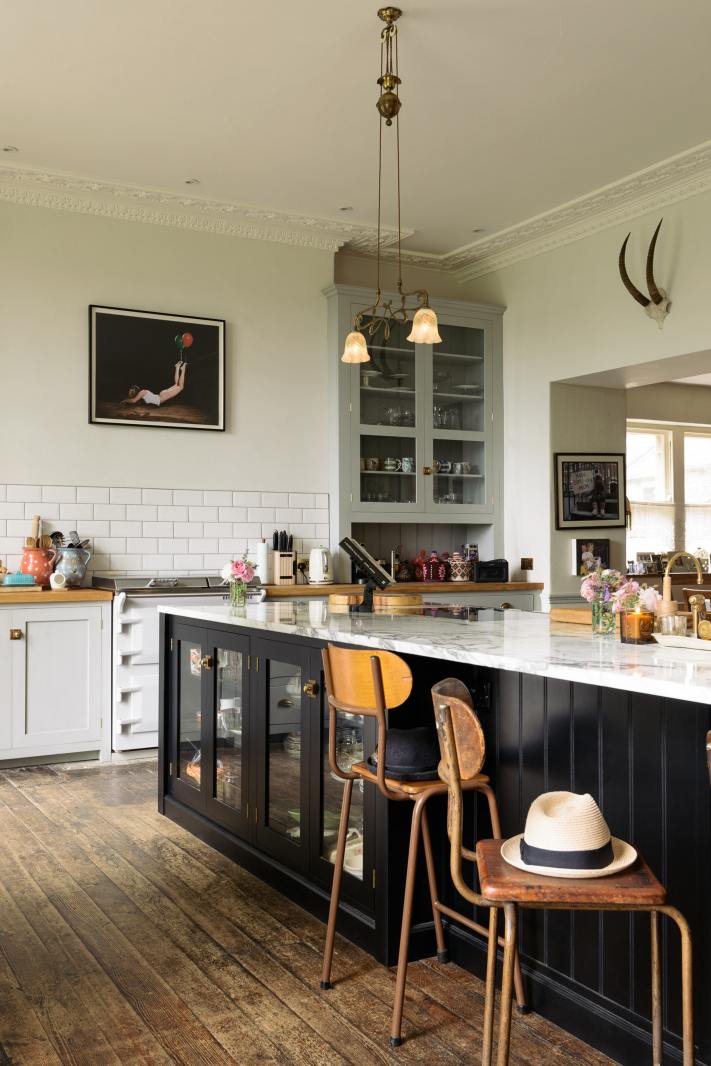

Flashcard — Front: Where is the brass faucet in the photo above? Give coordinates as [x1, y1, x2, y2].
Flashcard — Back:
[658, 551, 704, 617]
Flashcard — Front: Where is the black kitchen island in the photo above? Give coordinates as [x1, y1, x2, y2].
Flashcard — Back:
[158, 601, 711, 1065]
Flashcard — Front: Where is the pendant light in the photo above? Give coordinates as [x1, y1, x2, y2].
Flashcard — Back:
[341, 7, 441, 363]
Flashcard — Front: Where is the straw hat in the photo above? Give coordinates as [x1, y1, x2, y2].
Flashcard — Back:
[501, 791, 637, 879]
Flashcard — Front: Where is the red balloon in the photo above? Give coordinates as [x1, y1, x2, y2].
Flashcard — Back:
[181, 332, 194, 349]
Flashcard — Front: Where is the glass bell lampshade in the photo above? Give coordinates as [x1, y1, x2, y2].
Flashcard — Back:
[407, 307, 441, 344]
[341, 330, 370, 363]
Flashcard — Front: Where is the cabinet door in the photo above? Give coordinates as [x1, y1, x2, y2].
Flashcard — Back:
[10, 606, 102, 750]
[426, 318, 495, 516]
[168, 622, 208, 812]
[352, 316, 424, 515]
[203, 629, 251, 838]
[253, 638, 315, 871]
[311, 649, 375, 908]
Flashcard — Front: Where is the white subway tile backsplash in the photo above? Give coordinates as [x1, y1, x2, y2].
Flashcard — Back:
[126, 504, 158, 521]
[143, 522, 174, 537]
[110, 521, 142, 537]
[7, 485, 41, 502]
[42, 486, 76, 503]
[142, 488, 173, 504]
[173, 489, 203, 505]
[173, 522, 204, 537]
[218, 506, 247, 522]
[110, 487, 142, 504]
[94, 504, 126, 520]
[77, 486, 110, 504]
[60, 503, 94, 521]
[158, 538, 188, 553]
[188, 506, 218, 522]
[157, 505, 188, 521]
[203, 490, 232, 505]
[0, 482, 329, 578]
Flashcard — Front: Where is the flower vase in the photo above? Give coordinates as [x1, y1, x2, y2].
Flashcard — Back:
[591, 599, 616, 636]
[230, 580, 247, 608]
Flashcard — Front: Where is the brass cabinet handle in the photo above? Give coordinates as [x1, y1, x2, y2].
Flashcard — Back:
[303, 679, 319, 698]
[9, 628, 22, 641]
[422, 466, 432, 476]
[201, 655, 213, 670]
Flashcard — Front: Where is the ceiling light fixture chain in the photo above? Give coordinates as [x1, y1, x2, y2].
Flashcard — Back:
[341, 7, 441, 363]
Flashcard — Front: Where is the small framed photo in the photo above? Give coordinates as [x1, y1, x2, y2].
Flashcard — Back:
[572, 538, 610, 577]
[89, 305, 225, 430]
[554, 453, 626, 529]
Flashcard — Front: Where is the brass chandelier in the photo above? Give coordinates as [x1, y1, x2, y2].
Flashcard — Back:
[341, 6, 441, 363]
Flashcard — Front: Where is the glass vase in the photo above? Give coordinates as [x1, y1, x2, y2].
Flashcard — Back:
[591, 599, 616, 636]
[230, 580, 247, 609]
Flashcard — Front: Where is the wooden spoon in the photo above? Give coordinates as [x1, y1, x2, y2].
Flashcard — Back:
[30, 515, 40, 546]
[39, 534, 52, 550]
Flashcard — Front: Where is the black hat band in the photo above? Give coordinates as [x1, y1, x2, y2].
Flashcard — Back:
[520, 837, 614, 871]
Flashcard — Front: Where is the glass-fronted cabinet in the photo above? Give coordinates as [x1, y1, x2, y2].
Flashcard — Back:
[339, 290, 498, 520]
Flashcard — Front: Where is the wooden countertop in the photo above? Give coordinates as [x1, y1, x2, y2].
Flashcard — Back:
[264, 581, 543, 598]
[0, 588, 113, 604]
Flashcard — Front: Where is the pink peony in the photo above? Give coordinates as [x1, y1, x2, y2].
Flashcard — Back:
[232, 559, 254, 583]
[611, 579, 641, 613]
[638, 585, 662, 613]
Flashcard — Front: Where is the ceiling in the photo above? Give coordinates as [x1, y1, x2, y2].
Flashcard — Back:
[3, 0, 711, 274]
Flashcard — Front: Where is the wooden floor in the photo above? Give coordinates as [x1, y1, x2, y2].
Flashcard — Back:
[0, 760, 615, 1066]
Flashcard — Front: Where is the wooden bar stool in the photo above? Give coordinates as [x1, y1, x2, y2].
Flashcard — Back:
[320, 649, 526, 1047]
[433, 690, 694, 1066]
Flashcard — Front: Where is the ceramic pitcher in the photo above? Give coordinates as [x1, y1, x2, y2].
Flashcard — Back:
[54, 546, 91, 588]
[20, 547, 57, 587]
[449, 551, 470, 582]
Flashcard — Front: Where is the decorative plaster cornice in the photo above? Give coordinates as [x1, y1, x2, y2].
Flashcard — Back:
[0, 163, 409, 253]
[4, 140, 711, 276]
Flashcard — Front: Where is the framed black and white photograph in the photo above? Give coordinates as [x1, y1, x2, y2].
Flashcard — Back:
[555, 453, 626, 529]
[572, 538, 610, 576]
[89, 305, 225, 430]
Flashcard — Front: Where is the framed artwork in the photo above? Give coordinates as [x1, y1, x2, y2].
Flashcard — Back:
[89, 305, 225, 430]
[554, 453, 626, 529]
[572, 538, 610, 577]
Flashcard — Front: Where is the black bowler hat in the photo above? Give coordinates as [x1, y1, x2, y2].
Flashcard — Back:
[367, 726, 440, 781]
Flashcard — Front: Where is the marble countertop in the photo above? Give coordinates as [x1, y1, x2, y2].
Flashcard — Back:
[158, 602, 711, 705]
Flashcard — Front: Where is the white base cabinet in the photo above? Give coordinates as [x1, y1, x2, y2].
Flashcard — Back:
[1, 601, 111, 764]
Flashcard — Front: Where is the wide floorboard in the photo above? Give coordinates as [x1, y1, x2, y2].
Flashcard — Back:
[0, 761, 614, 1065]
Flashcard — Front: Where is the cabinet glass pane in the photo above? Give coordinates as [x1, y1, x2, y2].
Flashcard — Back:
[360, 341, 416, 431]
[322, 709, 364, 880]
[267, 660, 303, 841]
[215, 647, 243, 810]
[178, 641, 202, 789]
[432, 323, 485, 433]
[360, 433, 417, 506]
[432, 440, 486, 505]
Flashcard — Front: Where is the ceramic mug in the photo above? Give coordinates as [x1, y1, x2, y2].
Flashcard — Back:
[401, 456, 415, 473]
[434, 459, 452, 474]
[49, 571, 67, 590]
[453, 461, 471, 475]
[383, 458, 402, 472]
[364, 457, 380, 471]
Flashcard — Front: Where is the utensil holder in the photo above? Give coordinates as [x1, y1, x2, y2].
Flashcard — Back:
[273, 551, 296, 585]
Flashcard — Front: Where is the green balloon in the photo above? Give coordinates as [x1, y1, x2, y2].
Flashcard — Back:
[175, 334, 184, 350]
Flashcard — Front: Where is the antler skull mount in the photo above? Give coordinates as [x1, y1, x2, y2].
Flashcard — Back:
[618, 218, 670, 329]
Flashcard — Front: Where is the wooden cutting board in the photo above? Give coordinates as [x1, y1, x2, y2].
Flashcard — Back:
[0, 583, 42, 593]
[373, 591, 423, 607]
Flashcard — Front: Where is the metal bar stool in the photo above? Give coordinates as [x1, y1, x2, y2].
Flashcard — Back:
[320, 648, 526, 1047]
[433, 694, 695, 1066]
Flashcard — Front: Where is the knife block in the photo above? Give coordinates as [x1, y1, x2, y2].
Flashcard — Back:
[272, 551, 296, 585]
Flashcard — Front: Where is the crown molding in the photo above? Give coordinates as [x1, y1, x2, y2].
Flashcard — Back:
[342, 139, 711, 281]
[0, 163, 411, 253]
[4, 140, 711, 277]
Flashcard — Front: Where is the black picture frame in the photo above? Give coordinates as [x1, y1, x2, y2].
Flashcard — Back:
[89, 305, 225, 430]
[554, 452, 626, 529]
[573, 538, 610, 577]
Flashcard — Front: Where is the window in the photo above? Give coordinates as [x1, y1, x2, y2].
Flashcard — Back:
[626, 424, 711, 561]
[684, 433, 711, 552]
[626, 428, 674, 556]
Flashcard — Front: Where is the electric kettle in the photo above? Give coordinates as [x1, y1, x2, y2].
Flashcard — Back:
[308, 546, 334, 584]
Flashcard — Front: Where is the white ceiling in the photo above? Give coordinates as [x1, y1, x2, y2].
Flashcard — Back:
[3, 0, 711, 264]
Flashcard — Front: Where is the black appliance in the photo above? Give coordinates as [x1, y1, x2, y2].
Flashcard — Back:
[472, 558, 509, 583]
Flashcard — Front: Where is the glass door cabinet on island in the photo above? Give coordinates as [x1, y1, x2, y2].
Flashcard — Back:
[165, 622, 374, 913]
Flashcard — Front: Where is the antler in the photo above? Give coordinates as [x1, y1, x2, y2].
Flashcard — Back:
[619, 233, 650, 307]
[646, 218, 664, 305]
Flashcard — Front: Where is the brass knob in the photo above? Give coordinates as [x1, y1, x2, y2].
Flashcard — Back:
[303, 680, 319, 698]
[200, 655, 213, 670]
[9, 628, 22, 640]
[500, 602, 513, 610]
[422, 466, 432, 476]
